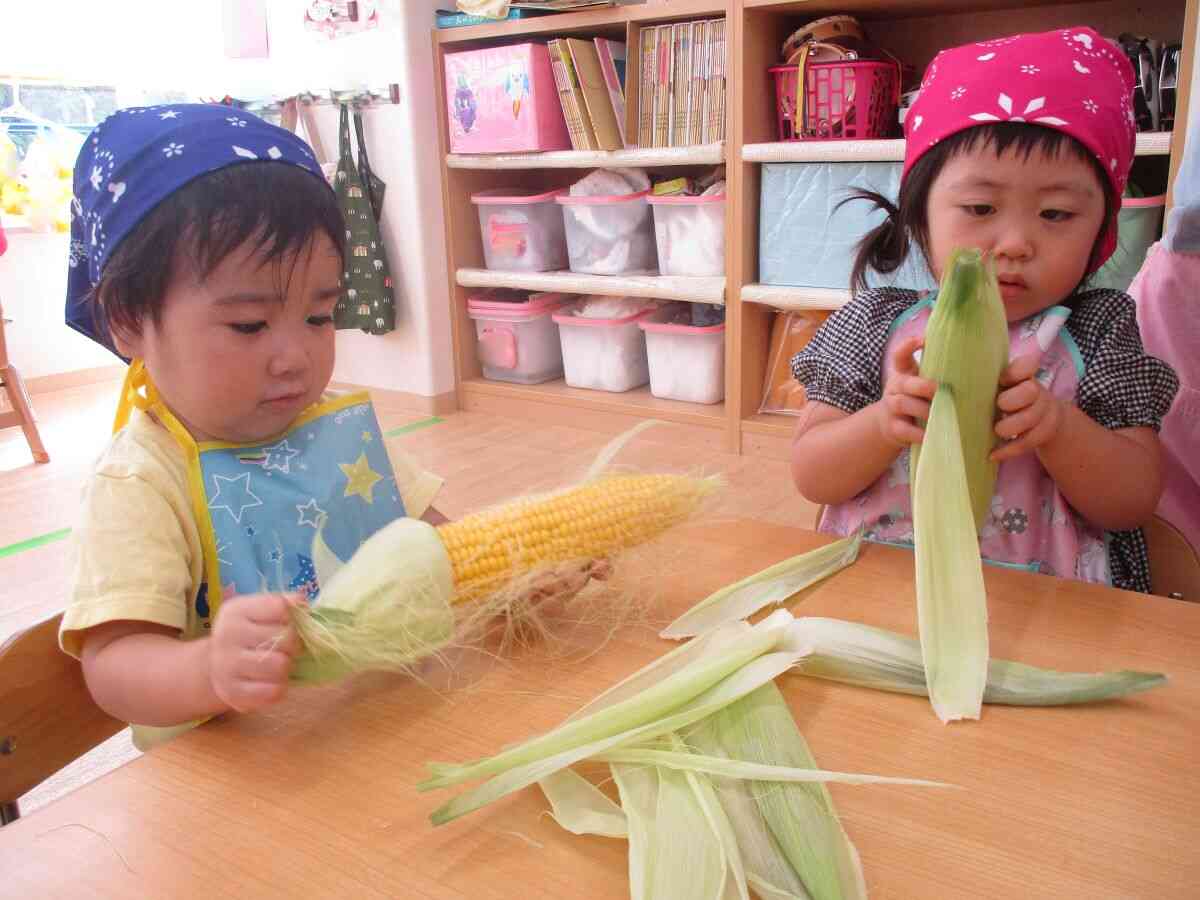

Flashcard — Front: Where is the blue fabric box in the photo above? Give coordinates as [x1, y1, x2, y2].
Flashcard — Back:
[759, 162, 935, 292]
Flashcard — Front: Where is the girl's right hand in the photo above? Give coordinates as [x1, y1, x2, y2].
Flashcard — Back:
[208, 592, 301, 713]
[877, 335, 937, 449]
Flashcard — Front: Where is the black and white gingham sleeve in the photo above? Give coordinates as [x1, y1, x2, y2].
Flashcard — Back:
[789, 288, 922, 415]
[1067, 290, 1180, 431]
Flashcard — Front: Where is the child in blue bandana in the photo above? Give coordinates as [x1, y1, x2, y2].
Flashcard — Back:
[58, 105, 453, 746]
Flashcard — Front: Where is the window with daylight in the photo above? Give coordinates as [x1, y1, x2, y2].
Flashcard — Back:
[1, 78, 197, 231]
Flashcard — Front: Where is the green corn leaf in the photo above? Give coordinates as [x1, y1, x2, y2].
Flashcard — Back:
[913, 385, 990, 722]
[661, 531, 863, 639]
[791, 617, 1166, 705]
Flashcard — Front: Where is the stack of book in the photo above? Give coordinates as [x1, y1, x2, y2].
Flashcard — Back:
[547, 37, 629, 151]
[638, 18, 726, 148]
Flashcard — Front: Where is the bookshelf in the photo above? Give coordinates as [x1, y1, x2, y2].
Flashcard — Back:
[434, 0, 1199, 456]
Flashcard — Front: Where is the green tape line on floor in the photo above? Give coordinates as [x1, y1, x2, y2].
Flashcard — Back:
[385, 417, 444, 437]
[0, 527, 72, 559]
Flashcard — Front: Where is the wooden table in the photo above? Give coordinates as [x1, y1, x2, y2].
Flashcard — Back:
[3, 520, 1198, 899]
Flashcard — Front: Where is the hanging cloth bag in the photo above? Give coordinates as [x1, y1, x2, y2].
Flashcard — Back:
[334, 103, 396, 334]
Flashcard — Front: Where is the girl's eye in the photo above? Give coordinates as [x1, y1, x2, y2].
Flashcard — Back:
[307, 315, 334, 327]
[230, 322, 266, 335]
[1041, 209, 1076, 222]
[962, 204, 994, 217]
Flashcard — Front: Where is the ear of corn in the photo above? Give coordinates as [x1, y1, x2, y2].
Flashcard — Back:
[288, 466, 717, 683]
[437, 473, 720, 605]
[913, 385, 990, 722]
[911, 247, 1009, 531]
[661, 529, 863, 639]
[790, 616, 1167, 705]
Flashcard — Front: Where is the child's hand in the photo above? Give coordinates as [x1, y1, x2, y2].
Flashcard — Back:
[991, 354, 1065, 463]
[878, 335, 937, 448]
[208, 592, 301, 713]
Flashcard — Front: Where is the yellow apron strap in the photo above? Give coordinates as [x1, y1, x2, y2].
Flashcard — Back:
[113, 362, 224, 619]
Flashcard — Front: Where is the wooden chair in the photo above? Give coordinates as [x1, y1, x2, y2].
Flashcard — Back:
[1145, 515, 1200, 603]
[0, 613, 123, 825]
[0, 295, 49, 464]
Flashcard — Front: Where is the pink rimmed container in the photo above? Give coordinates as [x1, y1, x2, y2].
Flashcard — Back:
[551, 300, 660, 392]
[471, 188, 569, 272]
[555, 191, 657, 275]
[647, 193, 727, 276]
[639, 314, 726, 404]
[467, 291, 572, 385]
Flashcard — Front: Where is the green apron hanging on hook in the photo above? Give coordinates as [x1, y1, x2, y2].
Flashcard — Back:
[334, 103, 396, 334]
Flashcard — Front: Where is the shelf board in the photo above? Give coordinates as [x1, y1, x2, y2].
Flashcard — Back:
[744, 132, 1173, 164]
[447, 142, 725, 170]
[461, 377, 727, 429]
[435, 0, 726, 44]
[742, 412, 796, 438]
[457, 268, 726, 303]
[743, 0, 1131, 17]
[742, 284, 850, 311]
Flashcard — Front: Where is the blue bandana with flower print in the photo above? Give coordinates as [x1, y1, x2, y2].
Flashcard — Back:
[65, 103, 327, 356]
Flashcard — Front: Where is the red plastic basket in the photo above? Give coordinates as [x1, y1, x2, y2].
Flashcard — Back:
[770, 60, 900, 141]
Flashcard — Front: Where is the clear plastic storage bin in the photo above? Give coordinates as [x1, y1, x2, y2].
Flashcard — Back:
[471, 188, 569, 272]
[551, 300, 658, 392]
[648, 194, 726, 276]
[640, 314, 726, 404]
[467, 290, 571, 384]
[556, 191, 657, 275]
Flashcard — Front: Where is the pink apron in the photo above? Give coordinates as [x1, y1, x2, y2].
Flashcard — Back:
[820, 299, 1113, 586]
[1129, 241, 1200, 555]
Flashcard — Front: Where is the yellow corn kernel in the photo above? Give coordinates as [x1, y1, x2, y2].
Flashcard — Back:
[436, 473, 719, 605]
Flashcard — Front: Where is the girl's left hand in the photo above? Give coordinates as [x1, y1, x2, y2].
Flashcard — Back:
[990, 353, 1065, 463]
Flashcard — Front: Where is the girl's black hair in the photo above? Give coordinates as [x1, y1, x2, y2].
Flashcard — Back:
[94, 162, 345, 342]
[843, 122, 1117, 296]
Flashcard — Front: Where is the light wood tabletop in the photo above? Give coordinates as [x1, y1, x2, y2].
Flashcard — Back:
[2, 519, 1197, 899]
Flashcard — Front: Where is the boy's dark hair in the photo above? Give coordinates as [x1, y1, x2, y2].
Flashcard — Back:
[94, 162, 345, 342]
[844, 123, 1118, 296]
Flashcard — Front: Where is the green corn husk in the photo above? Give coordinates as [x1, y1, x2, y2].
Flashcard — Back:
[689, 684, 867, 900]
[539, 769, 628, 838]
[421, 611, 809, 824]
[911, 247, 1009, 531]
[790, 617, 1167, 705]
[290, 518, 456, 683]
[661, 530, 863, 639]
[913, 386, 990, 722]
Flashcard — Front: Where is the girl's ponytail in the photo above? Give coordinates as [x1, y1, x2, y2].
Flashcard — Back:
[840, 190, 912, 296]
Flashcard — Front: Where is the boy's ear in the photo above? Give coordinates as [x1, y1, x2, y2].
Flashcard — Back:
[105, 311, 144, 360]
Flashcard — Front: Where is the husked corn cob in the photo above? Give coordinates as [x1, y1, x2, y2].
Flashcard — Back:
[436, 473, 718, 605]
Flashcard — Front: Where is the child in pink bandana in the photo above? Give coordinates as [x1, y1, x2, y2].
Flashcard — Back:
[791, 27, 1180, 593]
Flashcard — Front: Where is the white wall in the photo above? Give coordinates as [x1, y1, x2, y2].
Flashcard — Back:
[4, 0, 455, 397]
[261, 0, 455, 397]
[0, 232, 117, 379]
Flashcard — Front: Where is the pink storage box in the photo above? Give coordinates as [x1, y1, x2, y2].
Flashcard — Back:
[471, 188, 569, 272]
[445, 42, 571, 154]
[552, 301, 659, 392]
[639, 314, 726, 405]
[468, 290, 571, 385]
[647, 193, 726, 277]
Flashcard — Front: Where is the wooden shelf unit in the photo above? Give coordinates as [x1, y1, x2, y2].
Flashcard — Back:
[434, 0, 1198, 457]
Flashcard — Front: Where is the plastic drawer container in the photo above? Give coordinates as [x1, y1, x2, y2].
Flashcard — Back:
[551, 301, 658, 392]
[467, 290, 571, 384]
[472, 188, 569, 272]
[556, 191, 658, 275]
[648, 194, 726, 276]
[640, 317, 726, 404]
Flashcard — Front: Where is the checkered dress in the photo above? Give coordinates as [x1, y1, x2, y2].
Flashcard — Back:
[791, 287, 1180, 593]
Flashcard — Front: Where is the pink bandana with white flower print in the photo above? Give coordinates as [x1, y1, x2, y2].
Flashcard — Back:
[903, 27, 1137, 270]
